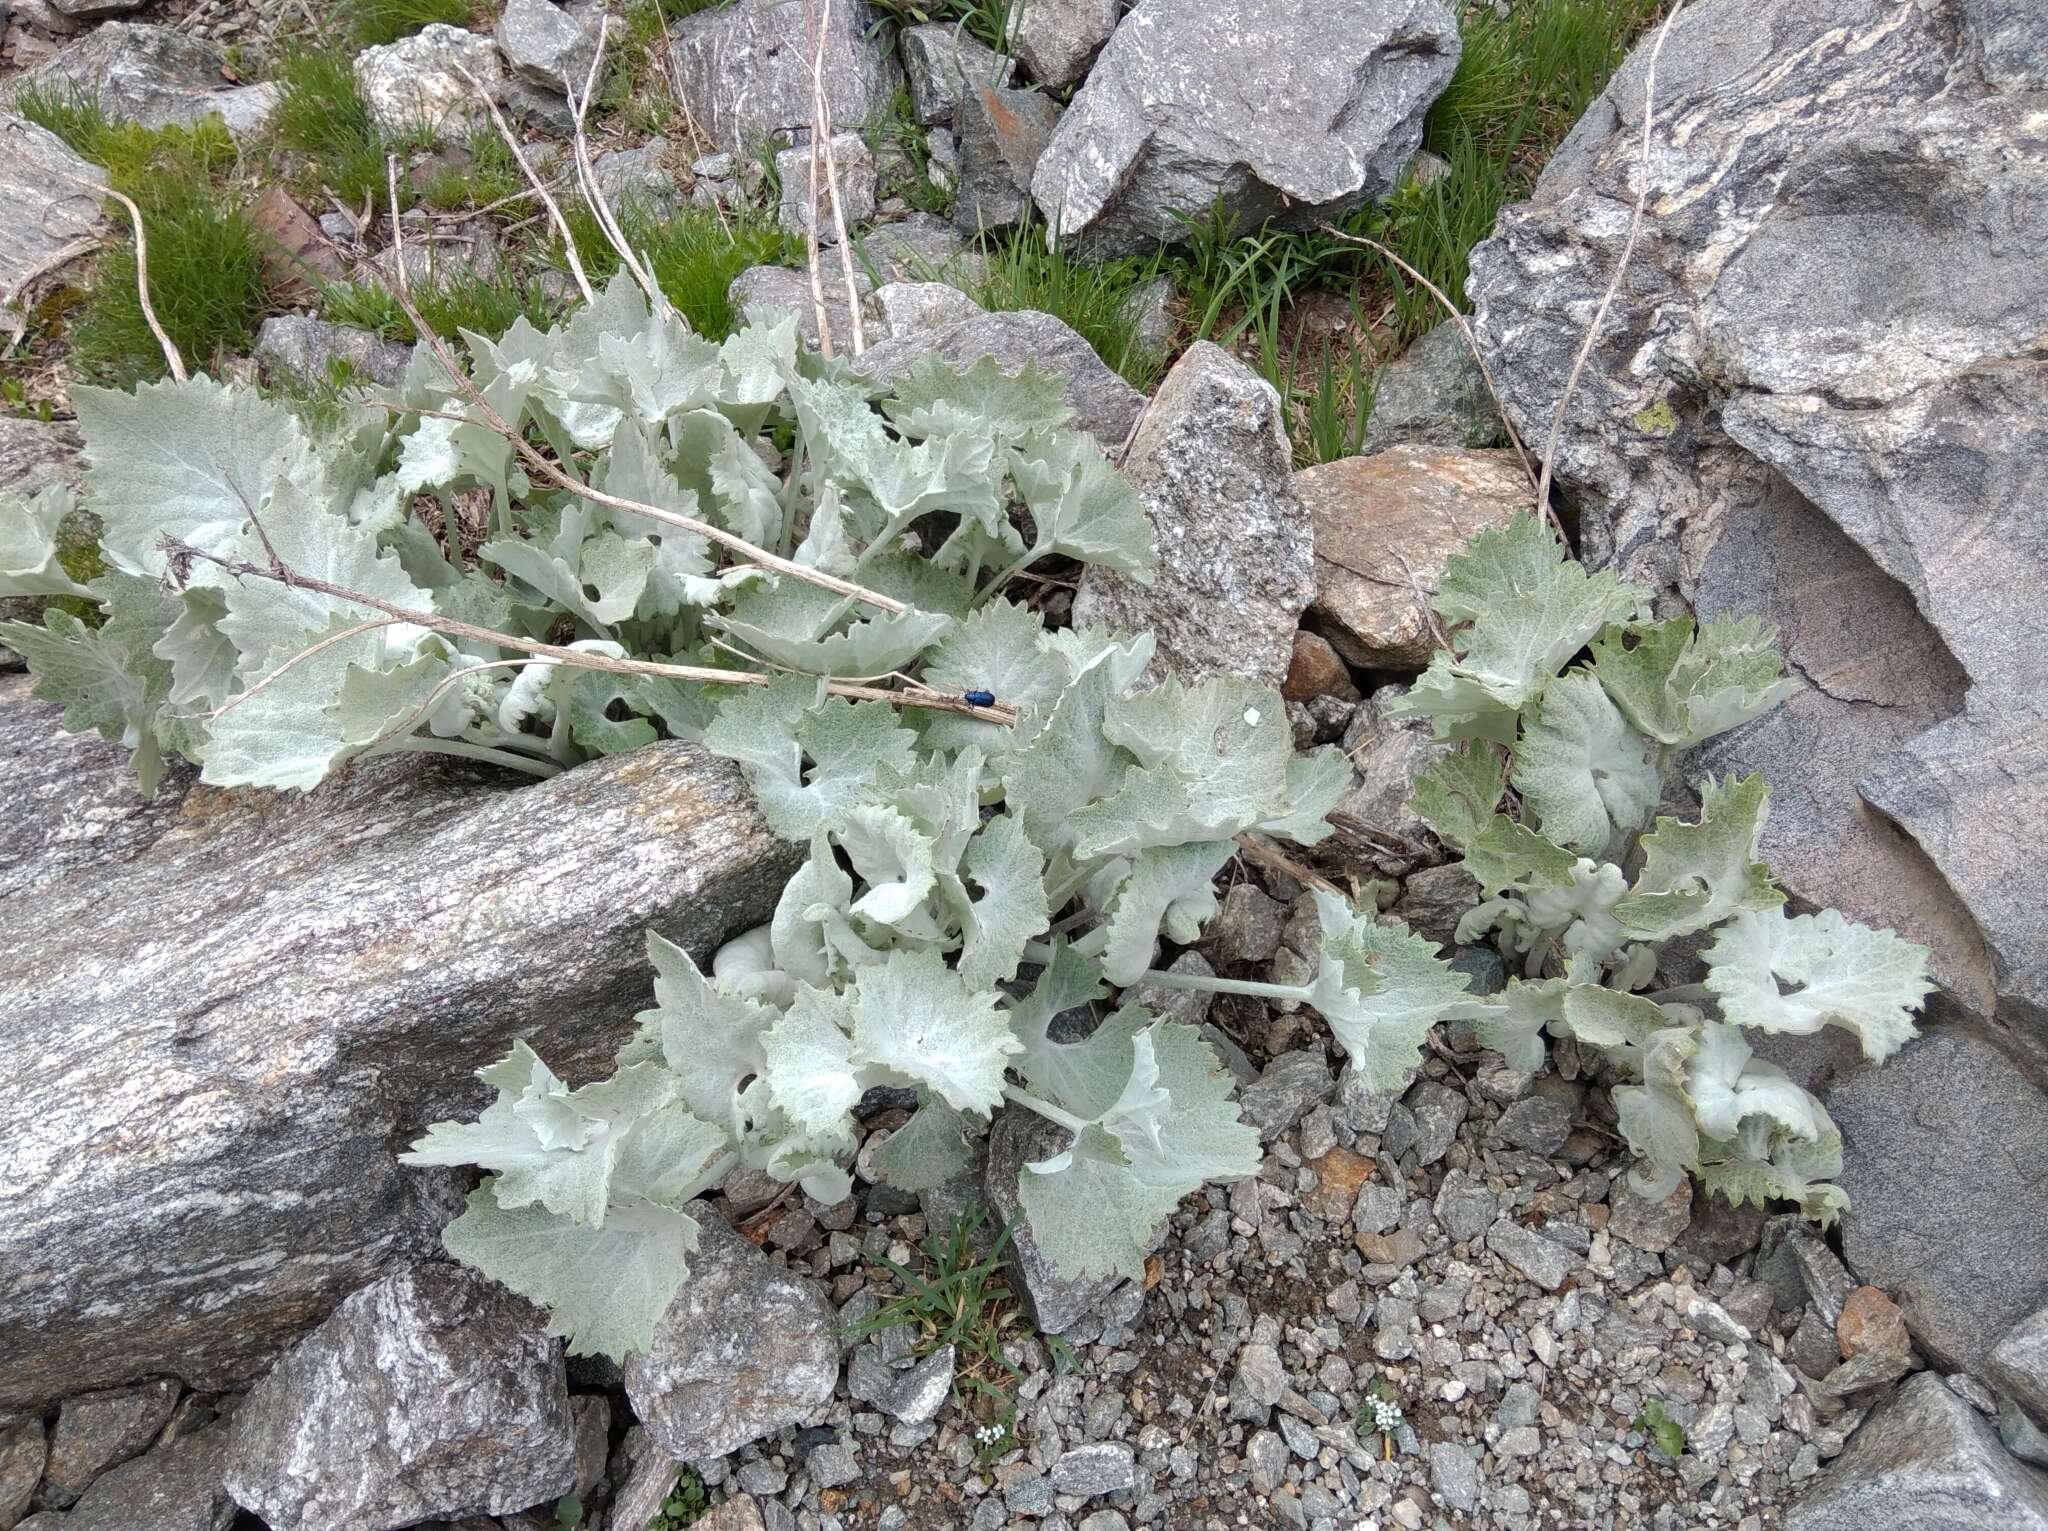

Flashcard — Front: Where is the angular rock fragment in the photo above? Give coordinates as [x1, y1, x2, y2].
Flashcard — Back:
[669, 0, 901, 155]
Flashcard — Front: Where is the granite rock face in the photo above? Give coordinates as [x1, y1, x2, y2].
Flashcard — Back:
[494, 0, 605, 92]
[899, 22, 1013, 125]
[1299, 445, 1527, 672]
[669, 0, 901, 155]
[252, 316, 414, 390]
[1072, 342, 1313, 689]
[1786, 1373, 2048, 1531]
[1031, 0, 1460, 256]
[774, 132, 878, 240]
[0, 115, 107, 299]
[44, 1426, 237, 1531]
[1992, 1308, 2048, 1429]
[0, 688, 796, 1411]
[1827, 1027, 2048, 1376]
[622, 1217, 841, 1459]
[1360, 321, 1508, 456]
[1009, 0, 1119, 88]
[952, 81, 1062, 236]
[225, 1264, 576, 1531]
[38, 1379, 179, 1508]
[1467, 0, 2048, 1048]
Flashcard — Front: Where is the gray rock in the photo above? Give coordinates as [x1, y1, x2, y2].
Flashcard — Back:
[2007, 1399, 2048, 1472]
[39, 1379, 178, 1508]
[0, 114, 107, 299]
[1300, 445, 1527, 672]
[46, 0, 146, 16]
[0, 702, 793, 1410]
[1245, 1429, 1287, 1495]
[1486, 1220, 1574, 1292]
[952, 80, 1061, 236]
[1335, 685, 1442, 875]
[869, 280, 983, 339]
[1050, 1442, 1135, 1497]
[985, 1108, 1121, 1333]
[1432, 1169, 1496, 1245]
[729, 262, 876, 352]
[2, 24, 242, 133]
[0, 1415, 46, 1527]
[253, 316, 413, 390]
[1207, 882, 1285, 964]
[1399, 1080, 1466, 1168]
[593, 137, 681, 215]
[1607, 1180, 1692, 1256]
[1361, 322, 1506, 456]
[1991, 1308, 2048, 1427]
[623, 1216, 840, 1459]
[1493, 1095, 1572, 1157]
[1787, 1372, 2048, 1531]
[1009, 0, 1118, 88]
[225, 1265, 575, 1531]
[1238, 1049, 1335, 1144]
[696, 1496, 769, 1531]
[774, 133, 878, 240]
[495, 0, 603, 91]
[1031, 0, 1460, 257]
[1830, 1029, 2048, 1373]
[49, 1426, 235, 1531]
[899, 22, 1013, 125]
[1071, 342, 1313, 689]
[604, 1429, 684, 1531]
[855, 309, 1144, 446]
[805, 1441, 859, 1490]
[882, 1345, 955, 1425]
[1468, 0, 2048, 1039]
[353, 24, 509, 140]
[669, 0, 901, 155]
[1427, 1441, 1479, 1513]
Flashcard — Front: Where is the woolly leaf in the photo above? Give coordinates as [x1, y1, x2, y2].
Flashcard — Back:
[957, 813, 1049, 990]
[851, 949, 1021, 1115]
[440, 1183, 701, 1360]
[1100, 840, 1235, 986]
[1685, 1022, 1825, 1143]
[1614, 774, 1784, 941]
[0, 486, 91, 598]
[703, 675, 916, 838]
[1702, 907, 1932, 1062]
[1510, 671, 1661, 854]
[1410, 745, 1509, 854]
[638, 931, 777, 1136]
[1590, 614, 1797, 749]
[1307, 891, 1476, 1093]
[763, 987, 863, 1136]
[1255, 744, 1350, 846]
[1611, 1082, 1698, 1202]
[870, 1094, 975, 1192]
[1009, 430, 1157, 580]
[838, 804, 939, 926]
[883, 354, 1072, 442]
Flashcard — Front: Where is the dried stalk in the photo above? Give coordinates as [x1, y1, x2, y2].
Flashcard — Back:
[455, 61, 595, 304]
[564, 17, 674, 322]
[803, 0, 837, 359]
[371, 164, 908, 616]
[1535, 1, 1685, 519]
[812, 0, 866, 355]
[165, 534, 1018, 725]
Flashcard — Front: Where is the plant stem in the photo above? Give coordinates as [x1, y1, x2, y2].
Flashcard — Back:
[378, 735, 565, 777]
[1001, 1085, 1089, 1136]
[1129, 967, 1313, 1003]
[1641, 982, 1714, 1006]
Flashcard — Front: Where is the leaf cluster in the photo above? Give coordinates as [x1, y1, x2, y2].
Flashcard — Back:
[1392, 514, 1934, 1220]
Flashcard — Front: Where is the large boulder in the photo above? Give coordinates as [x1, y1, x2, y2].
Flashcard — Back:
[225, 1264, 576, 1531]
[1826, 1027, 2048, 1375]
[1787, 1373, 2048, 1531]
[2, 24, 276, 137]
[622, 1216, 840, 1459]
[1031, 0, 1460, 257]
[1467, 0, 2048, 1049]
[1071, 341, 1313, 689]
[0, 684, 796, 1412]
[353, 24, 510, 140]
[669, 0, 902, 156]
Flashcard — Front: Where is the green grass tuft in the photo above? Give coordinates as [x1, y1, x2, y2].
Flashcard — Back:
[866, 0, 1014, 54]
[970, 223, 1168, 392]
[319, 267, 567, 344]
[271, 47, 391, 206]
[17, 87, 270, 387]
[560, 199, 802, 342]
[339, 0, 480, 49]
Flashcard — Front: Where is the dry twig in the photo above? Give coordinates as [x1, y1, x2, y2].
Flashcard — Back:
[455, 61, 596, 304]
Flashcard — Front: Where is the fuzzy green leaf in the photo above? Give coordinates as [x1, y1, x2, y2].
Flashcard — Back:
[869, 1094, 974, 1192]
[883, 354, 1072, 442]
[1100, 841, 1235, 986]
[1510, 671, 1661, 854]
[852, 949, 1021, 1115]
[639, 931, 777, 1134]
[1008, 430, 1157, 580]
[1409, 745, 1509, 854]
[957, 813, 1050, 990]
[763, 987, 864, 1135]
[703, 675, 916, 838]
[1613, 774, 1784, 941]
[1590, 614, 1797, 749]
[1702, 907, 1932, 1062]
[0, 486, 91, 598]
[1307, 891, 1476, 1092]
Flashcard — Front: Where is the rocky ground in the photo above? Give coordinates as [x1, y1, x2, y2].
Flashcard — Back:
[2, 0, 2046, 1529]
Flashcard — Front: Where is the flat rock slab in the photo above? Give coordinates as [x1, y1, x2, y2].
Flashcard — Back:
[38, 1378, 178, 1508]
[226, 1264, 575, 1531]
[0, 685, 796, 1412]
[39, 1426, 236, 1531]
[0, 115, 108, 299]
[3, 24, 272, 136]
[1071, 341, 1312, 689]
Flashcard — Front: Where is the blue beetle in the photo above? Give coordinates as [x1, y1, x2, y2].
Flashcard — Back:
[962, 689, 996, 708]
